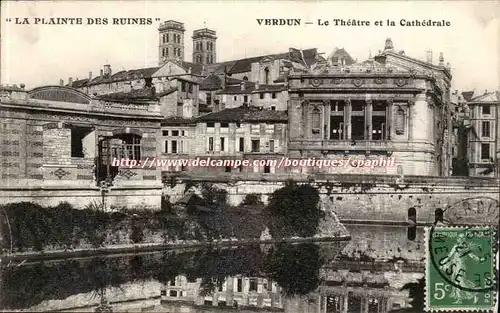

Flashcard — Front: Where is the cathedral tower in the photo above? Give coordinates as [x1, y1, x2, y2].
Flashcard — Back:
[158, 20, 185, 66]
[192, 26, 217, 65]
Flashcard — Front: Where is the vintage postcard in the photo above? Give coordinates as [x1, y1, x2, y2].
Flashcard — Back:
[0, 0, 499, 312]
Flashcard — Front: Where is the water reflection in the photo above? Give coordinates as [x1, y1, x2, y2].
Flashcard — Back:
[1, 226, 425, 313]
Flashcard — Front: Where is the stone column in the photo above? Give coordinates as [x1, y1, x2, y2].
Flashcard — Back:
[386, 99, 393, 140]
[226, 277, 234, 306]
[342, 293, 349, 313]
[366, 99, 373, 140]
[324, 100, 331, 140]
[407, 99, 414, 141]
[345, 98, 352, 141]
[412, 94, 429, 141]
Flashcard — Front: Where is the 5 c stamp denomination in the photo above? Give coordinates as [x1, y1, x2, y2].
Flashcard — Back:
[425, 226, 497, 311]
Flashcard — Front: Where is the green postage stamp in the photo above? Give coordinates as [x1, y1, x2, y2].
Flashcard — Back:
[425, 226, 498, 311]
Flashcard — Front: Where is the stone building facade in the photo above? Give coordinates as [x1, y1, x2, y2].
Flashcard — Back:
[462, 90, 500, 177]
[287, 39, 453, 176]
[0, 85, 163, 209]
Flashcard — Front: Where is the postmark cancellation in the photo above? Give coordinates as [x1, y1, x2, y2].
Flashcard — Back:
[425, 226, 498, 312]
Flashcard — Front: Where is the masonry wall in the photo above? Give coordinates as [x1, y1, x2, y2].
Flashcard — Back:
[162, 176, 499, 225]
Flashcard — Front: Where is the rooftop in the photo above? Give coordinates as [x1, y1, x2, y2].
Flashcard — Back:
[197, 106, 287, 123]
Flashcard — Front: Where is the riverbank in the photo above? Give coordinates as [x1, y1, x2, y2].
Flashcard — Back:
[1, 235, 351, 263]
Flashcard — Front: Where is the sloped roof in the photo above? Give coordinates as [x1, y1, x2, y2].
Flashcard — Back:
[209, 48, 318, 75]
[328, 48, 356, 66]
[68, 78, 89, 88]
[97, 87, 156, 100]
[156, 87, 178, 97]
[462, 91, 475, 102]
[469, 91, 499, 103]
[216, 82, 284, 95]
[197, 106, 287, 123]
[161, 116, 197, 126]
[199, 74, 222, 90]
[179, 61, 203, 75]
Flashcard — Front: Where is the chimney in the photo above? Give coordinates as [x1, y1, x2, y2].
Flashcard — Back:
[68, 77, 73, 86]
[439, 52, 444, 66]
[240, 81, 245, 91]
[89, 71, 93, 81]
[426, 50, 433, 64]
[103, 64, 112, 76]
[59, 79, 64, 86]
[100, 69, 103, 78]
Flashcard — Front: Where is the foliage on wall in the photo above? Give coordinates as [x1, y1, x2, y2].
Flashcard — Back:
[265, 183, 322, 238]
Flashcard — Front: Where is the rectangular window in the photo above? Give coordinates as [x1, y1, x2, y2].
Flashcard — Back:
[162, 130, 169, 136]
[482, 105, 491, 115]
[220, 122, 229, 133]
[260, 93, 265, 100]
[244, 95, 248, 103]
[208, 137, 214, 151]
[237, 278, 242, 292]
[164, 141, 168, 153]
[71, 128, 90, 158]
[172, 130, 179, 137]
[482, 121, 490, 137]
[481, 143, 490, 160]
[251, 124, 260, 134]
[269, 140, 275, 153]
[265, 124, 274, 134]
[233, 96, 237, 101]
[271, 106, 276, 111]
[264, 165, 271, 173]
[249, 279, 258, 292]
[207, 93, 212, 105]
[188, 83, 193, 93]
[207, 122, 215, 132]
[181, 130, 185, 136]
[171, 140, 178, 154]
[239, 137, 244, 152]
[181, 81, 186, 92]
[251, 139, 260, 152]
[271, 92, 277, 99]
[220, 137, 225, 152]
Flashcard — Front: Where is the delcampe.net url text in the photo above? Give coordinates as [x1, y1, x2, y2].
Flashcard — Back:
[112, 157, 396, 169]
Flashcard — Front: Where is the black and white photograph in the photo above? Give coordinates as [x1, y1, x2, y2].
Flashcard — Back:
[0, 1, 499, 312]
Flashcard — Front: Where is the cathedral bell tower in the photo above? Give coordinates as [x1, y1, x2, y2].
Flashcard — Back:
[158, 20, 185, 66]
[192, 25, 217, 65]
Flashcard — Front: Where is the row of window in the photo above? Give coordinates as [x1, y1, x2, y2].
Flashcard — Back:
[161, 33, 181, 44]
[180, 81, 194, 93]
[207, 137, 275, 153]
[161, 47, 182, 58]
[164, 140, 186, 154]
[194, 54, 214, 64]
[227, 93, 277, 102]
[167, 277, 276, 294]
[194, 41, 214, 52]
[206, 122, 276, 134]
[162, 130, 187, 137]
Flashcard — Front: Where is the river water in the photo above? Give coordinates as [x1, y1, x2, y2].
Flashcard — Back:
[0, 225, 426, 313]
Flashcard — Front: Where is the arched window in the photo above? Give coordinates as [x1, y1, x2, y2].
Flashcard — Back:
[395, 107, 406, 135]
[243, 76, 248, 81]
[310, 107, 321, 136]
[434, 208, 444, 224]
[264, 67, 270, 85]
[407, 207, 417, 241]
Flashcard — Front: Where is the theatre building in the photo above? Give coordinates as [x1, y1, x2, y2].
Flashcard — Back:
[287, 39, 453, 176]
[0, 85, 163, 209]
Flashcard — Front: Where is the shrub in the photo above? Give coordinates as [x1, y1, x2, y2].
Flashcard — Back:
[265, 183, 321, 238]
[240, 193, 263, 206]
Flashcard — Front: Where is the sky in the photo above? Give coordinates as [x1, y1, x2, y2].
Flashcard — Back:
[1, 0, 499, 93]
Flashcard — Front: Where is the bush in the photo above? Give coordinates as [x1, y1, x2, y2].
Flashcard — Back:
[265, 183, 321, 238]
[200, 183, 228, 206]
[240, 193, 263, 206]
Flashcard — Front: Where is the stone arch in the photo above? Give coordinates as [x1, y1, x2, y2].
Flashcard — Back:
[29, 85, 92, 104]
